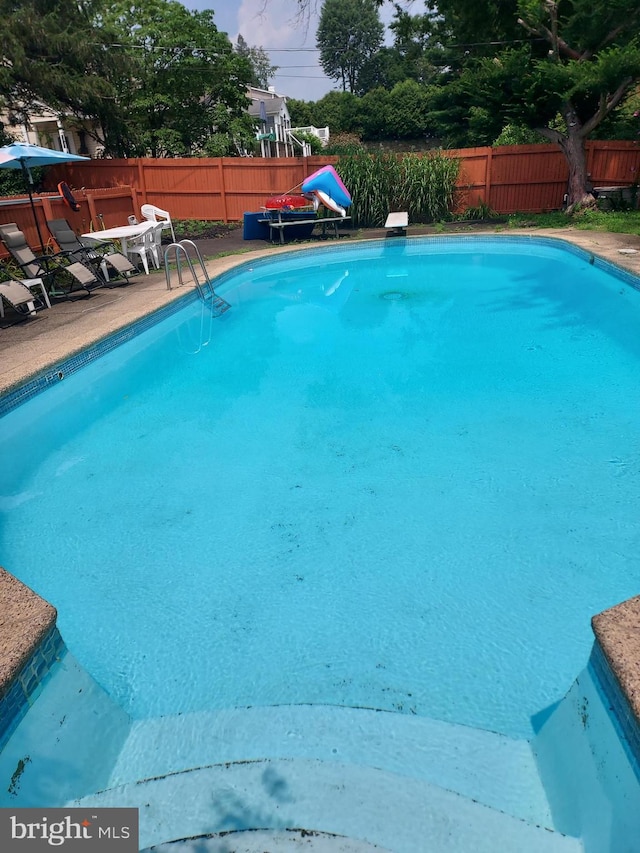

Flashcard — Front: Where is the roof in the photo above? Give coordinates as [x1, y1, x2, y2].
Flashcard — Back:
[248, 98, 286, 118]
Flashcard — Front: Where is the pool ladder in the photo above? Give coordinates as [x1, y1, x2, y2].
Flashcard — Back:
[164, 240, 231, 317]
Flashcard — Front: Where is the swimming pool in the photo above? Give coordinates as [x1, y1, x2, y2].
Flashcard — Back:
[1, 235, 640, 848]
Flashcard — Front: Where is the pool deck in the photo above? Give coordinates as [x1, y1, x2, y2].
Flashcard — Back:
[1, 224, 640, 724]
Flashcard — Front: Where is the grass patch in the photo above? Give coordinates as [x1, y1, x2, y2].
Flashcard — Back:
[507, 209, 640, 235]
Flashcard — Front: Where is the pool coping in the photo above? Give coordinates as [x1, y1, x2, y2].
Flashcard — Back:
[0, 568, 63, 750]
[2, 228, 640, 753]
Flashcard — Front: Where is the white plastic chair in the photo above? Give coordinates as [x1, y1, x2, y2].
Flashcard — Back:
[140, 203, 176, 243]
[124, 224, 159, 275]
[149, 223, 164, 268]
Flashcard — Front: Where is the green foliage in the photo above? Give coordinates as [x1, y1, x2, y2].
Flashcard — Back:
[324, 133, 365, 155]
[461, 201, 498, 220]
[287, 99, 316, 128]
[292, 131, 324, 155]
[388, 7, 444, 85]
[312, 91, 364, 137]
[390, 80, 435, 138]
[0, 0, 256, 158]
[493, 124, 544, 146]
[172, 219, 237, 239]
[359, 88, 392, 141]
[102, 0, 255, 158]
[423, 2, 640, 205]
[336, 151, 460, 226]
[235, 34, 278, 90]
[0, 0, 132, 152]
[317, 0, 384, 93]
[593, 87, 640, 141]
[0, 120, 47, 194]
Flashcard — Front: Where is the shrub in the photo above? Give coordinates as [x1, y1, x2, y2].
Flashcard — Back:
[325, 133, 365, 156]
[336, 150, 460, 227]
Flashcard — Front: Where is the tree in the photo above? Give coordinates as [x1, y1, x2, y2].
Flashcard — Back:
[286, 98, 316, 128]
[235, 34, 278, 90]
[312, 90, 364, 136]
[427, 1, 640, 210]
[102, 0, 256, 157]
[316, 0, 384, 93]
[0, 0, 134, 155]
[387, 5, 445, 85]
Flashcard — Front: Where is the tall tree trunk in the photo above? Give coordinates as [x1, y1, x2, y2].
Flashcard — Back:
[559, 105, 594, 212]
[536, 103, 596, 213]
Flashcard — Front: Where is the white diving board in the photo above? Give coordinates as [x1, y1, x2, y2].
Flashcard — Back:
[385, 212, 408, 235]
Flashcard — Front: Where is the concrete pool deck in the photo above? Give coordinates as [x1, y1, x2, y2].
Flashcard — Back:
[1, 224, 640, 732]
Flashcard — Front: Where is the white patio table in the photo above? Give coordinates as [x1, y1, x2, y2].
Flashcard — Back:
[80, 222, 154, 260]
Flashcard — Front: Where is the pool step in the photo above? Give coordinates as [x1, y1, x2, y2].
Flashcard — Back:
[75, 757, 581, 853]
[141, 829, 391, 852]
[108, 704, 552, 829]
[0, 651, 130, 807]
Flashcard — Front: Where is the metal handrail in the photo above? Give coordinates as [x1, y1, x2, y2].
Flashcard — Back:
[164, 240, 230, 316]
[164, 240, 207, 297]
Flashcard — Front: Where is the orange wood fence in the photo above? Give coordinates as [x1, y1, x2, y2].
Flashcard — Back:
[449, 141, 640, 213]
[0, 187, 137, 254]
[1, 141, 638, 251]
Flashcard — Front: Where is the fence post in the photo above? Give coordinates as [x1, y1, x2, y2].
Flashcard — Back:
[218, 159, 228, 223]
[86, 192, 99, 230]
[41, 196, 54, 230]
[136, 159, 148, 211]
[484, 147, 493, 209]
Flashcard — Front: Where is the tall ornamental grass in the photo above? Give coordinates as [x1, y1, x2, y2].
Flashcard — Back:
[336, 151, 460, 227]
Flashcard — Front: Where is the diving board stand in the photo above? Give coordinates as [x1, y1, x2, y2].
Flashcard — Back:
[385, 212, 408, 236]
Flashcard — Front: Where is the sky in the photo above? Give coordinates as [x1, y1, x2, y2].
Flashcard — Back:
[181, 0, 401, 102]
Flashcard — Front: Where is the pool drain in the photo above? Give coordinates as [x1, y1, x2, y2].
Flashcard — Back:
[381, 291, 406, 301]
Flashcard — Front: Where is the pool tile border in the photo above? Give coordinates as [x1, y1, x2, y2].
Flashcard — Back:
[0, 288, 198, 419]
[592, 597, 640, 772]
[0, 567, 66, 751]
[590, 641, 640, 783]
[211, 233, 640, 295]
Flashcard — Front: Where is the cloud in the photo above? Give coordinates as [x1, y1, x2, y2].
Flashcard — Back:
[233, 0, 331, 100]
[183, 0, 400, 101]
[237, 0, 313, 49]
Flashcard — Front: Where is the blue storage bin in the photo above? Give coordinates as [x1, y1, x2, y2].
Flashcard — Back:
[243, 212, 270, 240]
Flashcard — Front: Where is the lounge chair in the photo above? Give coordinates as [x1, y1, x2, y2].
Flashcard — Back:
[0, 275, 48, 322]
[140, 203, 176, 242]
[0, 223, 101, 298]
[47, 218, 137, 285]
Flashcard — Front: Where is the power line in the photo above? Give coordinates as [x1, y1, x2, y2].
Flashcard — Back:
[95, 35, 544, 54]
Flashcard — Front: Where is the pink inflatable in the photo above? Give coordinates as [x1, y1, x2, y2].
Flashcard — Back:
[302, 166, 352, 216]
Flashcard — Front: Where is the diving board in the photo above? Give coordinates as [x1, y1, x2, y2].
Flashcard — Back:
[385, 212, 408, 236]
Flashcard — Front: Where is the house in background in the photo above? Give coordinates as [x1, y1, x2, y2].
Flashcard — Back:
[290, 125, 330, 148]
[247, 86, 297, 157]
[1, 103, 103, 157]
[246, 86, 331, 157]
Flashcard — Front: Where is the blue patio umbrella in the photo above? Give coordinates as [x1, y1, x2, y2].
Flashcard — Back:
[0, 142, 90, 250]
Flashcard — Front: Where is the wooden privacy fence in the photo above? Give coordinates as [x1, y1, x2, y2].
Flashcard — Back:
[0, 187, 137, 255]
[0, 141, 637, 240]
[450, 141, 640, 213]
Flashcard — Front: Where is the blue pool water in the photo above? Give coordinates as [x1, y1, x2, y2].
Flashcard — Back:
[1, 237, 639, 741]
